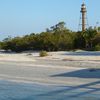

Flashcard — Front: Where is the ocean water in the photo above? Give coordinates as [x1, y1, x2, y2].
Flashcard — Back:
[0, 80, 100, 100]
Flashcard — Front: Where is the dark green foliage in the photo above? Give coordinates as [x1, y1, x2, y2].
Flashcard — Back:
[94, 44, 100, 51]
[82, 27, 97, 49]
[73, 31, 85, 49]
[0, 22, 100, 52]
[93, 33, 100, 46]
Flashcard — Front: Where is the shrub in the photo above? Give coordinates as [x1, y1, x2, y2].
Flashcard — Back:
[39, 51, 48, 57]
[94, 44, 100, 51]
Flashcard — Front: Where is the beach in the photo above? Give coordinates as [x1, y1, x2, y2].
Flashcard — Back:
[0, 51, 100, 100]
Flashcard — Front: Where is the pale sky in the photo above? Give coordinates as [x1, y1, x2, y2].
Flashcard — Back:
[0, 0, 100, 40]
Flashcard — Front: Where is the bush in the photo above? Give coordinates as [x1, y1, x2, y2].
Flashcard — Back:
[94, 44, 100, 51]
[39, 51, 48, 57]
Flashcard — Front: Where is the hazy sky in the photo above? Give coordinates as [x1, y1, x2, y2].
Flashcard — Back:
[0, 0, 100, 40]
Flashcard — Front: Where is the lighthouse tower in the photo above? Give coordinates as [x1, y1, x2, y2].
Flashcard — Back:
[80, 2, 87, 31]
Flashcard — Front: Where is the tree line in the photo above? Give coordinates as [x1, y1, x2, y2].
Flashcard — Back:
[0, 21, 100, 52]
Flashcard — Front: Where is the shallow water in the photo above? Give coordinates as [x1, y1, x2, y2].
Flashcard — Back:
[0, 80, 100, 100]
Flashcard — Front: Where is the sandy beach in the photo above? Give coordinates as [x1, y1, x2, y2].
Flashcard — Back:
[0, 51, 100, 99]
[0, 51, 100, 84]
[0, 51, 100, 85]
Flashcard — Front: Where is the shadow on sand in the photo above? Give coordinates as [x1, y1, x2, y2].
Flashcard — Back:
[36, 80, 100, 99]
[51, 68, 100, 78]
[35, 69, 100, 99]
[4, 69, 100, 100]
[7, 80, 100, 100]
[63, 51, 100, 56]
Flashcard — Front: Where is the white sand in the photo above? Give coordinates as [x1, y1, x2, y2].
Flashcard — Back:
[0, 51, 99, 86]
[0, 51, 100, 62]
[0, 51, 99, 100]
[42, 51, 100, 61]
[0, 53, 35, 62]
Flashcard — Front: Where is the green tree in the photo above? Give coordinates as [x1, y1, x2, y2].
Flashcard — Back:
[50, 21, 69, 33]
[73, 31, 85, 49]
[83, 27, 97, 49]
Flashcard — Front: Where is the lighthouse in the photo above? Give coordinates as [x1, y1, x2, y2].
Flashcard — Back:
[80, 2, 87, 31]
